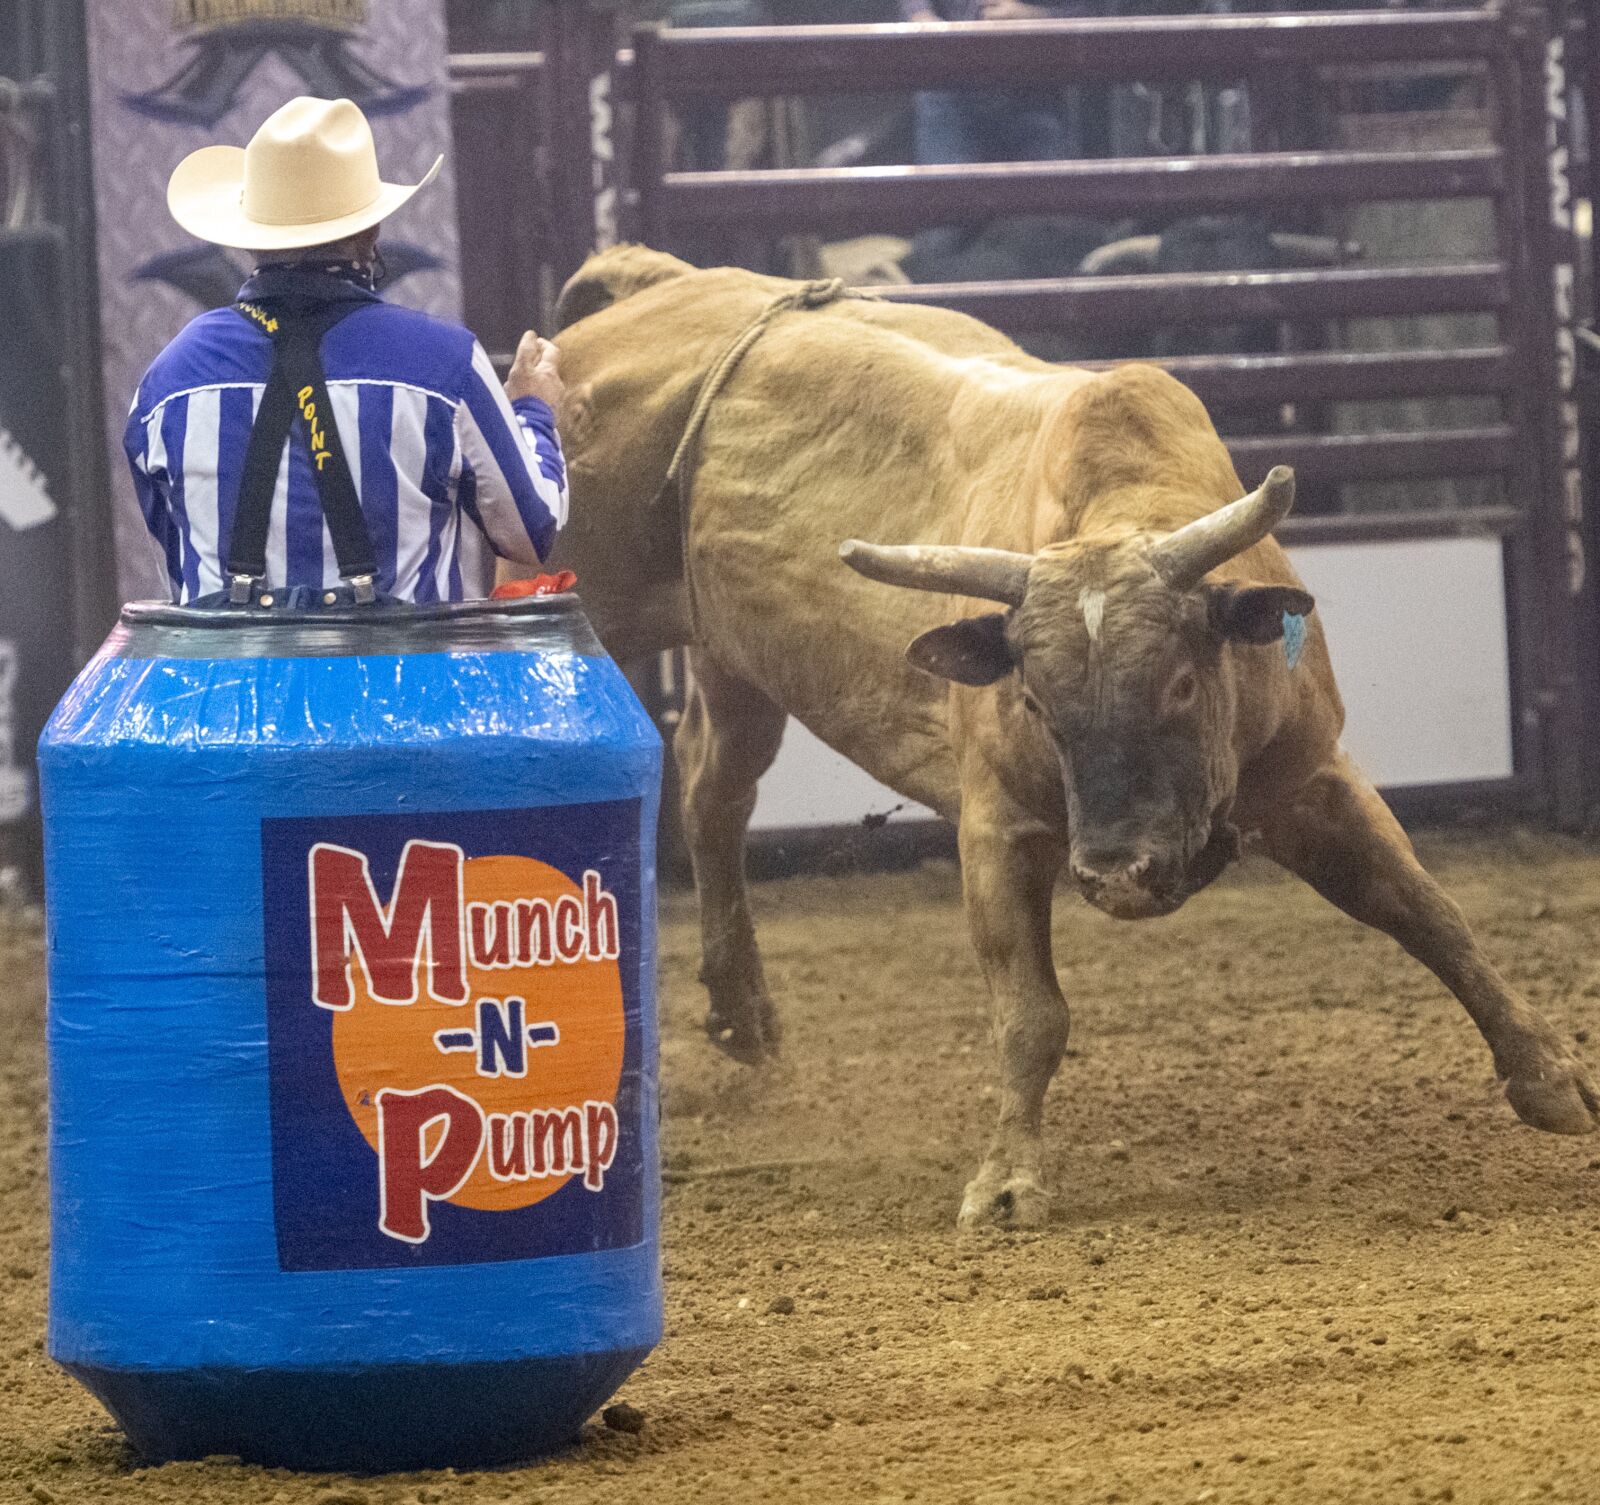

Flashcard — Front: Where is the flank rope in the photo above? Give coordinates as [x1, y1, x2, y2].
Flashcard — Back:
[661, 276, 853, 503]
[656, 277, 860, 633]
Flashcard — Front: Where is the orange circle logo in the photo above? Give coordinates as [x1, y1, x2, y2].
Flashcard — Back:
[330, 853, 626, 1217]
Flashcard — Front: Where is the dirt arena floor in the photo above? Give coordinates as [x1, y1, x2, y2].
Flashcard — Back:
[5, 827, 1600, 1504]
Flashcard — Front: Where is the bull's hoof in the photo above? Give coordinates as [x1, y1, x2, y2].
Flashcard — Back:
[703, 980, 782, 1066]
[1503, 1052, 1600, 1136]
[704, 1011, 777, 1066]
[956, 1169, 1052, 1231]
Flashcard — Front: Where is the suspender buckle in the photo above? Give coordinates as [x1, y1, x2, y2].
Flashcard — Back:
[347, 573, 377, 606]
[227, 573, 260, 605]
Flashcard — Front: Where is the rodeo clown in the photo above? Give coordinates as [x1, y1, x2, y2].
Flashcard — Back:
[126, 96, 568, 607]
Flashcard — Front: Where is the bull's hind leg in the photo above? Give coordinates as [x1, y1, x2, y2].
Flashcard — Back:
[1264, 754, 1598, 1134]
[957, 800, 1069, 1229]
[675, 649, 788, 1064]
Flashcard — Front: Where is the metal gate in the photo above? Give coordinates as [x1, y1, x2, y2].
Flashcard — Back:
[447, 2, 626, 369]
[25, 2, 1568, 831]
[441, 5, 1600, 834]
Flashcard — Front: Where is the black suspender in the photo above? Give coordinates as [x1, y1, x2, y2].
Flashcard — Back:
[226, 297, 379, 605]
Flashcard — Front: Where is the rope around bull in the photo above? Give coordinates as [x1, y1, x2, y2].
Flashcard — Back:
[656, 276, 862, 632]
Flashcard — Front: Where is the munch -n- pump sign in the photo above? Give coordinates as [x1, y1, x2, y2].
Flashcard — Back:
[262, 802, 645, 1271]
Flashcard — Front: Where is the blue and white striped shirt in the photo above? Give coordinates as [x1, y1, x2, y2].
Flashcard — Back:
[125, 268, 568, 604]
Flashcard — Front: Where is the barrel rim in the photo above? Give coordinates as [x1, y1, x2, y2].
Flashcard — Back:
[121, 593, 583, 631]
[103, 593, 608, 661]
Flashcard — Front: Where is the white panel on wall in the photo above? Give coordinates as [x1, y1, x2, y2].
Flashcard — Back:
[1287, 536, 1512, 788]
[750, 721, 934, 832]
[750, 534, 1513, 830]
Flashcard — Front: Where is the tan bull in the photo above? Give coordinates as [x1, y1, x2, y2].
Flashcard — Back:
[539, 245, 1597, 1228]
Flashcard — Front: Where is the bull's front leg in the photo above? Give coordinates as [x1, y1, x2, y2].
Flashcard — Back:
[956, 797, 1069, 1229]
[1263, 754, 1598, 1134]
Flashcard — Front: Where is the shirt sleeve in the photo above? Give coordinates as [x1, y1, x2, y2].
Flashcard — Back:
[123, 389, 182, 601]
[454, 340, 569, 565]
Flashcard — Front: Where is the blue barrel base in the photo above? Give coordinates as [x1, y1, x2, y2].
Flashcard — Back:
[64, 1349, 651, 1472]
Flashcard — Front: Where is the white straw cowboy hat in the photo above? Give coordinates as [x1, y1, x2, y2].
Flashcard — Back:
[167, 96, 442, 251]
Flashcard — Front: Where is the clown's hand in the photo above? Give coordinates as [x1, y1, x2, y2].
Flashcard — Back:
[506, 330, 564, 409]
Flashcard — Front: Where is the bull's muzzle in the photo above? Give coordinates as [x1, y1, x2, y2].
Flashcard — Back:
[1069, 815, 1241, 919]
[1068, 850, 1184, 919]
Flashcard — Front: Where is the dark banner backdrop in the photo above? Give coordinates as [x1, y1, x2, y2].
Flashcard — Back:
[0, 239, 75, 889]
[85, 0, 462, 604]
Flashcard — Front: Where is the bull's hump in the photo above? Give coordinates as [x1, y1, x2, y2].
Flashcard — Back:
[937, 354, 1059, 392]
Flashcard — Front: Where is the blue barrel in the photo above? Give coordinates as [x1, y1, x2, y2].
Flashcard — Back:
[39, 596, 662, 1471]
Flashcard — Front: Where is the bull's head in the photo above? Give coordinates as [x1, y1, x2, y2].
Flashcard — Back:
[840, 467, 1312, 919]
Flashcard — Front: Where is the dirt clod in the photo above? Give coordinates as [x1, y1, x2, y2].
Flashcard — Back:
[602, 1402, 646, 1434]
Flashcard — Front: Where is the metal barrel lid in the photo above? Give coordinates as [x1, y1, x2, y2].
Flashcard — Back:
[106, 593, 604, 661]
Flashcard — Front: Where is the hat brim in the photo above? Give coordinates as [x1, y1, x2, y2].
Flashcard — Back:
[167, 145, 443, 251]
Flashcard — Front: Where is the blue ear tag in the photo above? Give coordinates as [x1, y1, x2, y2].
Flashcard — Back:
[1282, 610, 1307, 670]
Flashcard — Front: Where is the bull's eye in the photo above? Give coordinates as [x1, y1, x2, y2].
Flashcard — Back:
[1166, 669, 1198, 714]
[1020, 688, 1042, 716]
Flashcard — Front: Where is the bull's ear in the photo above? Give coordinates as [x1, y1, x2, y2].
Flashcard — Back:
[906, 613, 1015, 686]
[1206, 584, 1315, 644]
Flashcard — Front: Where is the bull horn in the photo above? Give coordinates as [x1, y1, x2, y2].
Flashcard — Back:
[1148, 466, 1297, 590]
[1077, 234, 1161, 276]
[839, 539, 1033, 606]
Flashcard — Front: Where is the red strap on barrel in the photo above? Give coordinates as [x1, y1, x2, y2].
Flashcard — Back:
[491, 571, 577, 599]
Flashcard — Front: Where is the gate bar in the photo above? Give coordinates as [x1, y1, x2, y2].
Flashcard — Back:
[448, 51, 545, 87]
[1094, 348, 1515, 405]
[646, 11, 1501, 100]
[651, 150, 1503, 238]
[871, 265, 1509, 330]
[1228, 428, 1514, 486]
[1278, 505, 1520, 548]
